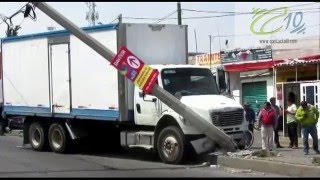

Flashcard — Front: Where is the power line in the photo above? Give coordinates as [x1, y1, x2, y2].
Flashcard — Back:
[182, 2, 319, 14]
[180, 11, 320, 19]
[123, 6, 319, 21]
[123, 9, 320, 21]
[109, 17, 118, 24]
[155, 10, 177, 24]
[182, 8, 320, 15]
[122, 2, 319, 21]
[206, 24, 320, 38]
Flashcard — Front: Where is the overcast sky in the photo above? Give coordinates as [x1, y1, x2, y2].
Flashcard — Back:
[0, 2, 319, 53]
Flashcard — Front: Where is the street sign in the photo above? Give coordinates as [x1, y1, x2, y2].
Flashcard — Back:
[111, 46, 159, 94]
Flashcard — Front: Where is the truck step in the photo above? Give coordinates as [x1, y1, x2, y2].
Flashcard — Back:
[128, 145, 153, 150]
[120, 131, 154, 149]
[135, 131, 154, 136]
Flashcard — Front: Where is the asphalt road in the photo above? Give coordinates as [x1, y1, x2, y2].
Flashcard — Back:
[0, 135, 285, 177]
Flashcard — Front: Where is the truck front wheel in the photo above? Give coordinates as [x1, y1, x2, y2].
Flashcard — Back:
[157, 126, 185, 164]
[48, 123, 69, 153]
[29, 122, 48, 151]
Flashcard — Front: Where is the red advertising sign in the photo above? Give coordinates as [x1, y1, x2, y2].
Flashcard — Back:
[111, 46, 159, 94]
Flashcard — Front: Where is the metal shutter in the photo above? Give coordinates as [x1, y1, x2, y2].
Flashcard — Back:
[242, 81, 267, 114]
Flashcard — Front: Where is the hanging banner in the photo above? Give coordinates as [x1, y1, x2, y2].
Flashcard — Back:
[111, 46, 159, 94]
[220, 48, 272, 64]
[194, 52, 221, 66]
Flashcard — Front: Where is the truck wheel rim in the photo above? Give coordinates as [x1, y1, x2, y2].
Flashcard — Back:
[162, 135, 179, 159]
[51, 129, 63, 150]
[32, 129, 41, 147]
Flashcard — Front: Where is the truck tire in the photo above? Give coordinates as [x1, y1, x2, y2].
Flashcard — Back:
[29, 122, 48, 151]
[48, 123, 69, 153]
[157, 126, 185, 164]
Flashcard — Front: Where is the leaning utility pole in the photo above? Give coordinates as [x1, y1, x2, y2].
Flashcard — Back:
[30, 2, 236, 152]
[177, 2, 182, 25]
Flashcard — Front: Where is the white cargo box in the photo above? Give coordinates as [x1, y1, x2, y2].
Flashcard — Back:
[1, 23, 188, 122]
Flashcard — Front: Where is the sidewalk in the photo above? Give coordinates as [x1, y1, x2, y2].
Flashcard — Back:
[215, 130, 320, 177]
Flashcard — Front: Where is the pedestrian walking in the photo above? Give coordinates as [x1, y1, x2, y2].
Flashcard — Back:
[285, 98, 298, 149]
[270, 97, 283, 148]
[295, 101, 320, 155]
[258, 102, 277, 151]
[243, 102, 255, 133]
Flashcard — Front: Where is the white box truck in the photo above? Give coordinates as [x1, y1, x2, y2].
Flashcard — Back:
[0, 23, 247, 164]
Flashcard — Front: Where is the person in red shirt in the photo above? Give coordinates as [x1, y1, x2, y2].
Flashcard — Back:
[258, 102, 277, 151]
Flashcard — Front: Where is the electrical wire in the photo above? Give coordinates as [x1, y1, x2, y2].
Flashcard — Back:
[182, 2, 320, 14]
[205, 24, 320, 38]
[155, 10, 177, 24]
[182, 8, 320, 15]
[109, 17, 118, 24]
[122, 2, 320, 21]
[123, 9, 320, 21]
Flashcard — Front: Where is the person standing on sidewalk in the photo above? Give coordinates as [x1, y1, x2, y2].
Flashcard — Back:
[285, 98, 298, 149]
[258, 102, 277, 151]
[243, 102, 255, 133]
[295, 101, 320, 155]
[270, 97, 283, 148]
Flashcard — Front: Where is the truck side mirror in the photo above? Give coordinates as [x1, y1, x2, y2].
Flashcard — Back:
[139, 91, 145, 98]
[139, 90, 157, 102]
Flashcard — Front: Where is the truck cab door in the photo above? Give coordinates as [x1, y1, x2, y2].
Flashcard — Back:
[134, 86, 160, 126]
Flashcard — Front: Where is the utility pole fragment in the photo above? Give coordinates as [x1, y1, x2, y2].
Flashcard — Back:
[30, 2, 236, 152]
[177, 2, 182, 25]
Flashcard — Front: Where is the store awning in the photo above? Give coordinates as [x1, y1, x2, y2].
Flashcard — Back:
[274, 59, 320, 67]
[224, 60, 284, 72]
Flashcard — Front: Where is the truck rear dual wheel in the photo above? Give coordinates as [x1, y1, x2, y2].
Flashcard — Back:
[48, 123, 69, 153]
[157, 126, 186, 164]
[29, 122, 49, 151]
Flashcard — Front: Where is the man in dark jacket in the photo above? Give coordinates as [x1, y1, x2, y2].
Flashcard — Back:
[244, 102, 255, 132]
[270, 97, 283, 148]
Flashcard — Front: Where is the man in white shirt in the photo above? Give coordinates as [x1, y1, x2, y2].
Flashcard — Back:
[285, 98, 298, 148]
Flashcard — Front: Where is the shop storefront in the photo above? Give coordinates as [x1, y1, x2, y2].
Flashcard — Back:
[221, 48, 282, 110]
[274, 55, 320, 138]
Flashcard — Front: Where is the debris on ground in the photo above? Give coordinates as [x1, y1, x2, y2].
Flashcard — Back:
[251, 150, 277, 157]
[210, 165, 220, 168]
[311, 157, 320, 166]
[226, 149, 278, 159]
[227, 150, 253, 158]
[224, 167, 253, 174]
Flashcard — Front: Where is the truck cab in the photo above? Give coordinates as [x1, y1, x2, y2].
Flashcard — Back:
[129, 64, 247, 163]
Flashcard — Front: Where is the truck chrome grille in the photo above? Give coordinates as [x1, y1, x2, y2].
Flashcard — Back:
[210, 109, 244, 126]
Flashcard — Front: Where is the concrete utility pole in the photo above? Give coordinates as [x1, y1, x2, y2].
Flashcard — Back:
[118, 14, 122, 24]
[31, 2, 236, 152]
[209, 35, 212, 70]
[177, 2, 182, 25]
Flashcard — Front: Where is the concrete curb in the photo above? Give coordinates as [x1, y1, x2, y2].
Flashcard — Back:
[217, 155, 320, 177]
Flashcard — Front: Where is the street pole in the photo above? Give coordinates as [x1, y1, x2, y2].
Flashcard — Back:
[194, 29, 198, 53]
[177, 2, 182, 25]
[218, 25, 222, 51]
[209, 35, 212, 70]
[31, 2, 236, 152]
[118, 14, 122, 24]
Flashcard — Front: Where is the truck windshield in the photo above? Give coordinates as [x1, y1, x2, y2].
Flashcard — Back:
[161, 68, 220, 97]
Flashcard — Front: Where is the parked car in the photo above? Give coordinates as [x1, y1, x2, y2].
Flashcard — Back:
[8, 117, 24, 130]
